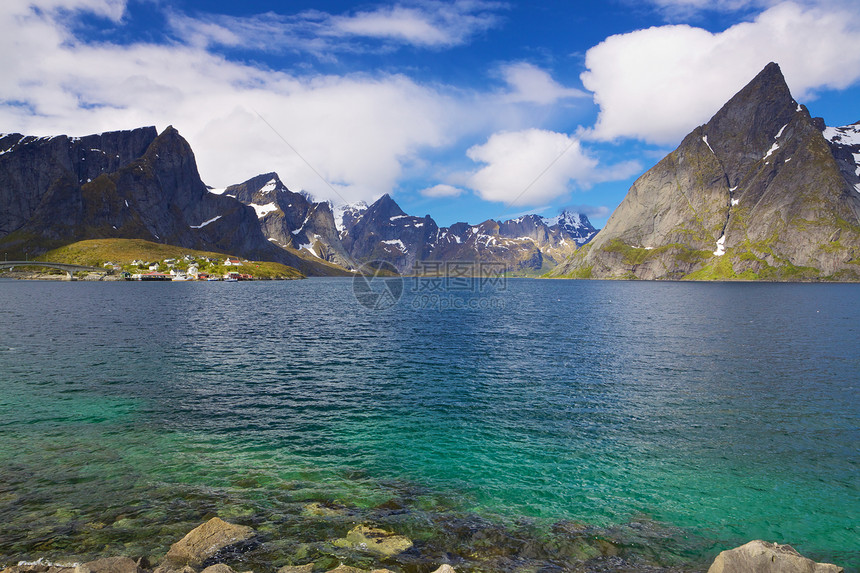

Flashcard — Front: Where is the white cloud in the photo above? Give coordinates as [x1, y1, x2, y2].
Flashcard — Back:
[465, 129, 599, 206]
[420, 184, 465, 198]
[583, 1, 860, 144]
[564, 204, 611, 219]
[168, 0, 506, 54]
[331, 2, 503, 47]
[0, 1, 459, 205]
[0, 1, 600, 208]
[647, 0, 779, 19]
[499, 62, 587, 105]
[23, 0, 126, 21]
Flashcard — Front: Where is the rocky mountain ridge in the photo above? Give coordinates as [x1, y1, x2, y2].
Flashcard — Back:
[551, 62, 860, 281]
[0, 128, 350, 276]
[0, 126, 597, 276]
[221, 172, 599, 274]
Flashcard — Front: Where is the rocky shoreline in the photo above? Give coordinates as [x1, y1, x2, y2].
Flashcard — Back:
[0, 517, 844, 573]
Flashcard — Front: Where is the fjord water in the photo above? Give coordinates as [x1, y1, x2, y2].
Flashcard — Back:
[0, 278, 857, 571]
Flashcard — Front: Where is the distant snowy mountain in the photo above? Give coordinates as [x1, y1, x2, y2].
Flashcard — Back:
[224, 179, 600, 274]
[823, 122, 860, 194]
[541, 210, 599, 244]
[332, 201, 368, 237]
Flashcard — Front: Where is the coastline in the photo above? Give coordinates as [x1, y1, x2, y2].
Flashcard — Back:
[0, 515, 844, 573]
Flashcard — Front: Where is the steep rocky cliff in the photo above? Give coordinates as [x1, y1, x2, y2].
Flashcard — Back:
[551, 62, 860, 280]
[0, 127, 348, 276]
[221, 173, 355, 269]
[0, 127, 157, 237]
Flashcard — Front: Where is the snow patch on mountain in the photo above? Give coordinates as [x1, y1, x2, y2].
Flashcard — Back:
[382, 239, 407, 252]
[332, 201, 368, 233]
[250, 202, 278, 219]
[259, 178, 279, 194]
[824, 124, 860, 146]
[190, 215, 222, 229]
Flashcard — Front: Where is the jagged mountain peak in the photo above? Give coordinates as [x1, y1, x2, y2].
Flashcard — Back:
[551, 61, 860, 281]
[700, 62, 805, 187]
[542, 209, 591, 230]
[368, 193, 406, 218]
[246, 172, 287, 195]
[222, 172, 294, 204]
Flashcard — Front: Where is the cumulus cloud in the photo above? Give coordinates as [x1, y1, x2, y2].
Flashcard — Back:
[0, 1, 462, 204]
[464, 129, 634, 207]
[563, 204, 611, 219]
[168, 0, 506, 55]
[499, 62, 587, 105]
[331, 1, 504, 47]
[420, 184, 465, 198]
[583, 1, 860, 144]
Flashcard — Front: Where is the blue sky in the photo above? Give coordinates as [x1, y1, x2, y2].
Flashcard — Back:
[1, 0, 859, 228]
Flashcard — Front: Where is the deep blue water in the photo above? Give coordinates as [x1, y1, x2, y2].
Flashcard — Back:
[0, 278, 857, 571]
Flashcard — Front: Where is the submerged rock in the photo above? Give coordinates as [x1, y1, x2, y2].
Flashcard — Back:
[708, 540, 843, 573]
[332, 525, 413, 559]
[200, 564, 253, 573]
[75, 557, 145, 573]
[276, 565, 313, 573]
[302, 502, 351, 518]
[1, 564, 76, 573]
[323, 566, 395, 573]
[160, 517, 256, 569]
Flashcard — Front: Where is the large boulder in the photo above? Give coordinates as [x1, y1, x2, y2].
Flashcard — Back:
[162, 517, 256, 569]
[708, 540, 843, 573]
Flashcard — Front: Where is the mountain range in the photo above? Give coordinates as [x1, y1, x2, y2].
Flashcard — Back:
[550, 62, 860, 281]
[0, 130, 597, 275]
[2, 62, 857, 281]
[217, 172, 597, 274]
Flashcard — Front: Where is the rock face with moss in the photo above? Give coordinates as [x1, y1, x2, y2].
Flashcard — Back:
[550, 62, 860, 281]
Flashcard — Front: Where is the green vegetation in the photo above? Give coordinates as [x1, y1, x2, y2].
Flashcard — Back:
[42, 238, 304, 280]
[601, 238, 710, 268]
[556, 266, 594, 279]
[684, 255, 758, 281]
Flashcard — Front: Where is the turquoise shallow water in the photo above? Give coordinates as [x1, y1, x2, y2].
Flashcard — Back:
[0, 278, 857, 571]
